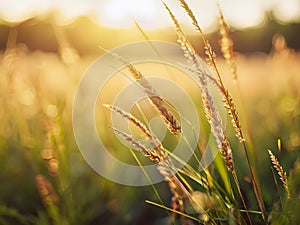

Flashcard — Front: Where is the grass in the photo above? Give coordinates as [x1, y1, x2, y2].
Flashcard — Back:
[0, 1, 300, 225]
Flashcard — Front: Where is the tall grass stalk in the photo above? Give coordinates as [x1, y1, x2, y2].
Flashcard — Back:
[163, 2, 253, 224]
[217, 4, 267, 223]
[174, 0, 268, 223]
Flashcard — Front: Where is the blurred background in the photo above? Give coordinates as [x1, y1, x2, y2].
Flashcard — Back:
[1, 0, 300, 53]
[0, 0, 299, 224]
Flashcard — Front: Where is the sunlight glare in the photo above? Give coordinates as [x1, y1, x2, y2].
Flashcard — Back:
[221, 1, 266, 29]
[273, 0, 300, 23]
[0, 0, 299, 29]
[54, 0, 92, 25]
[0, 0, 35, 22]
[96, 0, 164, 29]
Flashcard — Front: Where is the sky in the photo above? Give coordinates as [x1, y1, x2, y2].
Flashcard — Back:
[0, 0, 299, 30]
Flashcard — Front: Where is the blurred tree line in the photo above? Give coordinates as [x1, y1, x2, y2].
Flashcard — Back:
[0, 13, 299, 55]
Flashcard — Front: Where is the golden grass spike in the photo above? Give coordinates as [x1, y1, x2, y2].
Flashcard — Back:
[110, 126, 164, 163]
[104, 104, 168, 158]
[178, 0, 203, 34]
[169, 2, 256, 222]
[175, 0, 242, 144]
[162, 1, 201, 69]
[220, 140, 234, 173]
[223, 89, 245, 143]
[218, 4, 237, 80]
[148, 95, 181, 135]
[201, 87, 234, 173]
[100, 47, 181, 134]
[177, 0, 218, 76]
[164, 1, 234, 172]
[174, 0, 241, 144]
[104, 104, 152, 139]
[204, 42, 217, 72]
[268, 150, 291, 198]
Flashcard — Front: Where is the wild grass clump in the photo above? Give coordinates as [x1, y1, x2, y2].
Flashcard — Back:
[0, 2, 299, 225]
[104, 1, 300, 225]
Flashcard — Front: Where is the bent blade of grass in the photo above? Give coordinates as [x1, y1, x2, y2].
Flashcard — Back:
[129, 149, 165, 207]
[145, 200, 202, 223]
[213, 152, 233, 198]
[133, 21, 161, 58]
[240, 209, 262, 215]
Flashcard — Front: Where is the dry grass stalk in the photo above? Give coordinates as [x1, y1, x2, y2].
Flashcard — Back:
[204, 43, 217, 73]
[148, 95, 181, 135]
[174, 4, 268, 222]
[167, 1, 257, 223]
[177, 0, 218, 76]
[176, 0, 244, 144]
[218, 4, 237, 80]
[126, 65, 181, 135]
[164, 1, 234, 172]
[104, 104, 168, 159]
[216, 5, 244, 142]
[216, 5, 267, 219]
[162, 2, 199, 68]
[177, 0, 201, 34]
[104, 104, 152, 139]
[201, 86, 234, 173]
[110, 126, 164, 163]
[175, 0, 245, 142]
[224, 90, 245, 143]
[268, 150, 291, 198]
[105, 50, 181, 135]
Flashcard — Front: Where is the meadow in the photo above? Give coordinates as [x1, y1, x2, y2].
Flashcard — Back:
[0, 1, 300, 225]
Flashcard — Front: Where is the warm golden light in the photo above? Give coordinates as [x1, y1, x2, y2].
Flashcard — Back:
[0, 0, 299, 28]
[220, 1, 266, 29]
[96, 0, 163, 29]
[273, 0, 300, 23]
[0, 0, 35, 22]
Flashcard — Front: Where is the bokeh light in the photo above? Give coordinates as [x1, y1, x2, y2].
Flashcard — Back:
[273, 0, 300, 23]
[96, 0, 163, 29]
[220, 0, 267, 29]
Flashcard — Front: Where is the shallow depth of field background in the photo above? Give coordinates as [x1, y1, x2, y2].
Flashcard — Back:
[0, 0, 299, 224]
